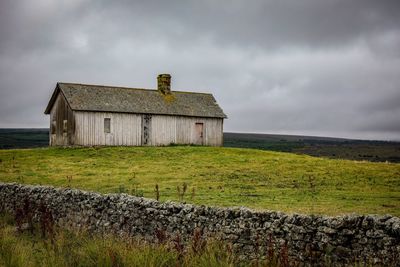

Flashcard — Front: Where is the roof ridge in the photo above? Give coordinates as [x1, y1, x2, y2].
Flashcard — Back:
[58, 82, 213, 95]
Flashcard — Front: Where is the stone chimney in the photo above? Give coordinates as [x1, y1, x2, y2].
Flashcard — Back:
[157, 74, 171, 95]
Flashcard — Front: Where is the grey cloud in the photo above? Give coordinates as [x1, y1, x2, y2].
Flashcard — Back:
[0, 0, 400, 140]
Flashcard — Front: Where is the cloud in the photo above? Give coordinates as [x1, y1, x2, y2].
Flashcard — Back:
[0, 0, 399, 140]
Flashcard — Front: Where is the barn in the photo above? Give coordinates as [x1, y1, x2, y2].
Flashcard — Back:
[44, 74, 226, 147]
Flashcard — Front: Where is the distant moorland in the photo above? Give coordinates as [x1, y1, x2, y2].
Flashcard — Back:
[225, 132, 400, 163]
[0, 128, 48, 149]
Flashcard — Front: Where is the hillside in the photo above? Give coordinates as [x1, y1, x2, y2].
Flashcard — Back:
[1, 129, 400, 163]
[1, 146, 399, 216]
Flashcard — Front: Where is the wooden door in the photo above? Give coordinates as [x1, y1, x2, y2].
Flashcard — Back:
[195, 123, 204, 145]
[142, 114, 152, 145]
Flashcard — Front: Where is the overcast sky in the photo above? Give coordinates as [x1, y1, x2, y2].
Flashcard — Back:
[1, 0, 400, 140]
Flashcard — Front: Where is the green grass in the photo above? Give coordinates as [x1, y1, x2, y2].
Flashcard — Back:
[0, 213, 242, 267]
[0, 146, 399, 216]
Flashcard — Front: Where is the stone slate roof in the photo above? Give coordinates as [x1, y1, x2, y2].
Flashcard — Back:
[44, 83, 227, 118]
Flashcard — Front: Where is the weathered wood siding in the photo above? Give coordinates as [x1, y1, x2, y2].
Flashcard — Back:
[49, 93, 75, 146]
[72, 112, 223, 147]
[150, 115, 223, 146]
[74, 111, 142, 146]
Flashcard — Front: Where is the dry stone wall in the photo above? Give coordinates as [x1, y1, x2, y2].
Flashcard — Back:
[0, 183, 399, 265]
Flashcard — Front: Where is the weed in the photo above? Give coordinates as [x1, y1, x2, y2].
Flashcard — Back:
[66, 175, 72, 187]
[177, 182, 188, 202]
[14, 198, 34, 234]
[279, 240, 289, 267]
[191, 228, 206, 255]
[190, 187, 196, 200]
[155, 228, 167, 244]
[172, 233, 185, 262]
[14, 207, 26, 232]
[118, 185, 126, 194]
[107, 248, 123, 267]
[130, 183, 144, 197]
[306, 174, 317, 213]
[129, 179, 144, 197]
[225, 243, 233, 261]
[253, 234, 261, 266]
[16, 176, 25, 184]
[155, 184, 160, 201]
[38, 202, 55, 241]
[12, 154, 16, 169]
[307, 175, 316, 194]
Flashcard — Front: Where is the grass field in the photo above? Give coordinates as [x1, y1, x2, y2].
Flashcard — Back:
[0, 146, 399, 216]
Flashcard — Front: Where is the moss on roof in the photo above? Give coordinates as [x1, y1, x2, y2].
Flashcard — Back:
[44, 83, 226, 118]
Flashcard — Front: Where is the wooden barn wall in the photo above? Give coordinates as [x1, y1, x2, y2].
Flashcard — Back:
[74, 111, 142, 146]
[73, 112, 223, 147]
[150, 115, 223, 146]
[49, 93, 75, 146]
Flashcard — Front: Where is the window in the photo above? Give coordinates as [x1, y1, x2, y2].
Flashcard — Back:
[63, 120, 68, 133]
[51, 120, 56, 134]
[104, 118, 111, 133]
